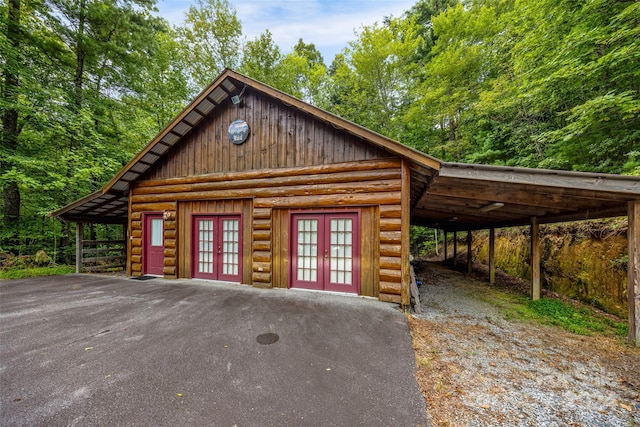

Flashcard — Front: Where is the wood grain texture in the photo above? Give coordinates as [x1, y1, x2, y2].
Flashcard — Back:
[126, 95, 405, 298]
[145, 87, 393, 179]
[401, 159, 411, 306]
[530, 217, 541, 301]
[359, 206, 378, 297]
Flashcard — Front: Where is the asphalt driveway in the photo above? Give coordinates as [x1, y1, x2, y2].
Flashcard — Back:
[0, 274, 428, 426]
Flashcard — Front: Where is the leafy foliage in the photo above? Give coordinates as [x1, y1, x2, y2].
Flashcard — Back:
[176, 0, 242, 93]
[1, 0, 638, 261]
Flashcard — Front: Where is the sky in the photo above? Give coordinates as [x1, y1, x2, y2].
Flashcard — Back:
[155, 0, 417, 64]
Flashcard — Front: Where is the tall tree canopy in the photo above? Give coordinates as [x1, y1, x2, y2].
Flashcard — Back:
[1, 0, 638, 260]
[401, 0, 639, 172]
[327, 17, 422, 138]
[1, 0, 189, 257]
[176, 0, 242, 93]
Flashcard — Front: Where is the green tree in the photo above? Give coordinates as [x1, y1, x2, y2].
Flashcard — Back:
[176, 0, 242, 93]
[327, 17, 422, 138]
[279, 39, 328, 105]
[406, 0, 458, 63]
[404, 2, 501, 160]
[513, 0, 640, 173]
[239, 30, 284, 88]
[1, 0, 188, 258]
[459, 0, 640, 173]
[1, 0, 22, 245]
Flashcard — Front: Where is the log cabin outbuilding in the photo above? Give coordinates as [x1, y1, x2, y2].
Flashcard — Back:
[53, 69, 640, 345]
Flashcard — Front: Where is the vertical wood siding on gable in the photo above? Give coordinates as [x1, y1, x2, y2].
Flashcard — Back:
[146, 87, 392, 179]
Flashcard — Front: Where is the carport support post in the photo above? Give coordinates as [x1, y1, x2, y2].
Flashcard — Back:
[75, 222, 84, 274]
[629, 200, 640, 346]
[453, 231, 458, 266]
[443, 231, 448, 261]
[489, 228, 496, 285]
[530, 217, 541, 301]
[467, 230, 473, 274]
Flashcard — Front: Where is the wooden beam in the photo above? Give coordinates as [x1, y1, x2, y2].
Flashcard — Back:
[123, 223, 129, 276]
[467, 230, 473, 274]
[401, 159, 411, 307]
[530, 217, 541, 301]
[489, 228, 496, 285]
[628, 200, 640, 346]
[137, 159, 401, 189]
[76, 223, 83, 274]
[426, 179, 623, 209]
[440, 163, 640, 196]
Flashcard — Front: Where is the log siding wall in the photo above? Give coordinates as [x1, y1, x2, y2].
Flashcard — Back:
[129, 159, 404, 301]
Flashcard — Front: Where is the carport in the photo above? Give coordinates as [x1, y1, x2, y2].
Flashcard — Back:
[412, 162, 640, 346]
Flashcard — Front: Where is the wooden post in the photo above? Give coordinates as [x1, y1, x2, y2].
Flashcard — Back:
[75, 222, 83, 273]
[530, 217, 541, 301]
[400, 159, 411, 308]
[453, 231, 458, 266]
[489, 228, 496, 285]
[467, 230, 473, 274]
[127, 188, 133, 277]
[123, 223, 129, 276]
[628, 200, 640, 346]
[443, 231, 448, 261]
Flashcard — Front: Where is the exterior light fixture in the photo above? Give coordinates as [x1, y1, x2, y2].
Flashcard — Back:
[479, 202, 504, 213]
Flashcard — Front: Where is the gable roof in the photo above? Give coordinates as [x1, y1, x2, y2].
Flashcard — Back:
[52, 69, 441, 223]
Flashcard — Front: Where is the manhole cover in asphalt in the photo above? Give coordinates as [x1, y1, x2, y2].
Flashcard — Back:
[256, 333, 279, 345]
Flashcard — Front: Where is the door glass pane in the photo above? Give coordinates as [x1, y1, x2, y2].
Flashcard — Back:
[198, 219, 214, 273]
[329, 218, 353, 284]
[297, 219, 318, 282]
[222, 219, 239, 276]
[151, 218, 163, 246]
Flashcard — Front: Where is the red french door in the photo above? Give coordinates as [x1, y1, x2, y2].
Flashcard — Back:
[291, 212, 360, 294]
[143, 213, 164, 275]
[192, 215, 242, 282]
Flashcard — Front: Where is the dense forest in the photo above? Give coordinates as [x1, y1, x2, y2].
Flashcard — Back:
[1, 0, 639, 262]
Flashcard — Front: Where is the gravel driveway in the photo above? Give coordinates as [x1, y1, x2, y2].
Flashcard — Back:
[410, 262, 640, 426]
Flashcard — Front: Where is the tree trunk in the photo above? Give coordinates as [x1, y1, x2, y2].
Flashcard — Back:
[2, 0, 22, 250]
[74, 0, 86, 111]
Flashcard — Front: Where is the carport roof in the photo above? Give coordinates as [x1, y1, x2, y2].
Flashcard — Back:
[413, 162, 640, 231]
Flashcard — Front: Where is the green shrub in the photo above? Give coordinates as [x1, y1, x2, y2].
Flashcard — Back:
[34, 250, 51, 266]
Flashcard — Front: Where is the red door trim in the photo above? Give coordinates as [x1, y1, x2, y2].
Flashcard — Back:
[290, 212, 325, 290]
[142, 212, 164, 276]
[289, 210, 361, 294]
[191, 213, 243, 282]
